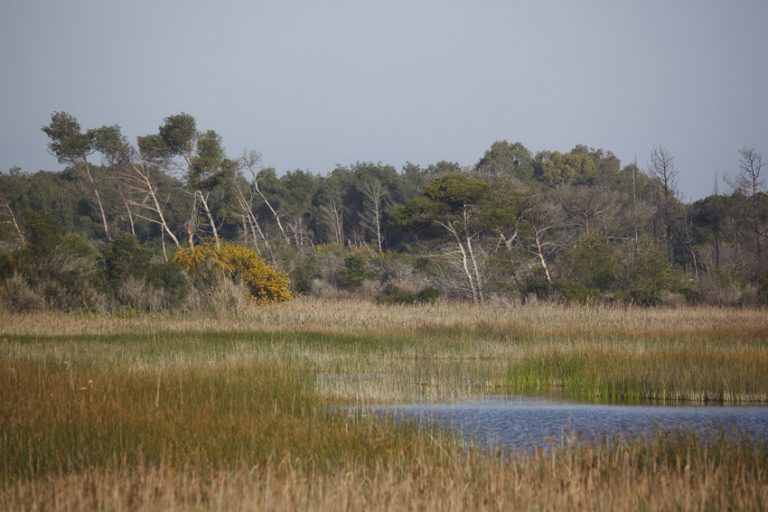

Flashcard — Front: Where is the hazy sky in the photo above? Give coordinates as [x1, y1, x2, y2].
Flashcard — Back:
[1, 0, 766, 200]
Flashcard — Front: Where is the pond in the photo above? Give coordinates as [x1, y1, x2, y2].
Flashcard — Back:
[377, 396, 768, 450]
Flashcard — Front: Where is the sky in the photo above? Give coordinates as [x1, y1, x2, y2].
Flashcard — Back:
[1, 0, 766, 201]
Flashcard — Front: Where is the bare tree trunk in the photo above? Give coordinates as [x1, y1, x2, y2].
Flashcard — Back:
[648, 146, 678, 262]
[456, 240, 478, 304]
[125, 202, 136, 238]
[124, 163, 181, 248]
[463, 207, 484, 304]
[331, 202, 344, 246]
[83, 162, 112, 241]
[116, 182, 136, 238]
[0, 193, 24, 245]
[186, 194, 197, 248]
[240, 149, 289, 248]
[533, 225, 552, 284]
[321, 201, 344, 245]
[737, 147, 766, 259]
[195, 190, 220, 247]
[253, 180, 289, 244]
[466, 235, 484, 305]
[632, 159, 639, 254]
[241, 214, 250, 246]
[438, 220, 478, 304]
[236, 189, 273, 261]
[362, 181, 387, 253]
[160, 230, 168, 262]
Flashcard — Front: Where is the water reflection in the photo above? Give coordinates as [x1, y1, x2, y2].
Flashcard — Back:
[378, 396, 768, 450]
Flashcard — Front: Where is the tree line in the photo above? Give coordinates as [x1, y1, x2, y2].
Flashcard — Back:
[0, 111, 766, 310]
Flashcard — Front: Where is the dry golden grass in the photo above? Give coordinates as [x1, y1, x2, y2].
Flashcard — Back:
[2, 298, 766, 404]
[2, 297, 766, 340]
[3, 434, 766, 511]
[1, 299, 767, 510]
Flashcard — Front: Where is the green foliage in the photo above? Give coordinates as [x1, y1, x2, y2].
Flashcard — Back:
[475, 140, 533, 181]
[5, 213, 103, 311]
[0, 252, 15, 281]
[378, 284, 440, 305]
[158, 113, 197, 155]
[557, 237, 622, 301]
[555, 238, 685, 305]
[336, 252, 374, 290]
[189, 130, 238, 190]
[392, 173, 490, 245]
[100, 235, 189, 310]
[101, 236, 153, 291]
[144, 261, 190, 308]
[137, 134, 172, 161]
[521, 269, 553, 301]
[758, 270, 768, 305]
[14, 113, 768, 307]
[23, 209, 62, 257]
[423, 173, 488, 213]
[622, 245, 681, 305]
[41, 111, 91, 163]
[281, 247, 317, 295]
[89, 125, 126, 163]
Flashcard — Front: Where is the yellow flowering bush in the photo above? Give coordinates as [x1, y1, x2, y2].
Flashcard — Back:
[174, 242, 292, 304]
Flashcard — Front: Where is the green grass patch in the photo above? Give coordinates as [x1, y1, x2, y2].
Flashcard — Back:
[508, 346, 768, 403]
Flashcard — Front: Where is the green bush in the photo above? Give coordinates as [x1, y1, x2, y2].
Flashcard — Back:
[4, 211, 104, 311]
[559, 237, 621, 297]
[621, 246, 682, 306]
[336, 253, 374, 290]
[416, 286, 440, 303]
[378, 284, 440, 305]
[99, 235, 190, 311]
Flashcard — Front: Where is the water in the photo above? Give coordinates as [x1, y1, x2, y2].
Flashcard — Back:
[378, 396, 768, 450]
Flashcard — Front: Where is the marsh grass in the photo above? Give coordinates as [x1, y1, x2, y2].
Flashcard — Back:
[1, 299, 768, 509]
[509, 345, 768, 403]
[0, 360, 449, 482]
[2, 299, 767, 404]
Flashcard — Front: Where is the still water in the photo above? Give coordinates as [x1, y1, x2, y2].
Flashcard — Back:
[377, 396, 768, 450]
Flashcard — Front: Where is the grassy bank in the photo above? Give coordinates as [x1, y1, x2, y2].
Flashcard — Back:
[2, 357, 766, 510]
[1, 299, 768, 509]
[2, 299, 767, 403]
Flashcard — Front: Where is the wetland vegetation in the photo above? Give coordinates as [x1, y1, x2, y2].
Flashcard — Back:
[2, 299, 767, 510]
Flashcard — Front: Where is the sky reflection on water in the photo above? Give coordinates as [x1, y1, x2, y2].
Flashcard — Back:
[377, 396, 768, 450]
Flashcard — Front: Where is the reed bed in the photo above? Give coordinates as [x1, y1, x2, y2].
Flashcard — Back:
[2, 298, 767, 403]
[2, 358, 767, 511]
[2, 298, 767, 341]
[1, 299, 768, 509]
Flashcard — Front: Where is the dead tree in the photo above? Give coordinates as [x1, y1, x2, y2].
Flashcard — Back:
[319, 201, 345, 246]
[648, 145, 678, 261]
[361, 180, 388, 253]
[122, 153, 181, 252]
[241, 150, 290, 245]
[194, 190, 221, 247]
[736, 147, 766, 257]
[433, 204, 485, 305]
[235, 184, 273, 260]
[0, 192, 24, 246]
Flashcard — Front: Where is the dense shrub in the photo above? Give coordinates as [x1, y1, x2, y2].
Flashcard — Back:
[621, 246, 682, 306]
[378, 283, 440, 305]
[2, 212, 106, 311]
[100, 235, 189, 310]
[174, 242, 292, 304]
[336, 253, 374, 290]
[557, 237, 621, 302]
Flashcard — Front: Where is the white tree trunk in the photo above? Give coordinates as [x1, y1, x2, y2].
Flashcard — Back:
[83, 162, 112, 240]
[195, 190, 220, 247]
